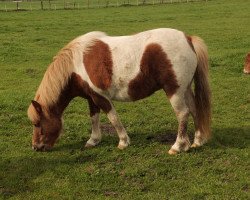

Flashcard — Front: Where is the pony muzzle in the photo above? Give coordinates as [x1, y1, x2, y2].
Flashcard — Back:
[32, 143, 52, 152]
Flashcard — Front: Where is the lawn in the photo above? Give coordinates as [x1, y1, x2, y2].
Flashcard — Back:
[0, 0, 249, 199]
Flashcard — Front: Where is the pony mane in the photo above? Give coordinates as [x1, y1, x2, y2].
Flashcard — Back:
[28, 31, 107, 122]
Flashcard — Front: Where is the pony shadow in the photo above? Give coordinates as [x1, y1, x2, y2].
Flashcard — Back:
[132, 126, 249, 149]
[52, 125, 249, 153]
[53, 123, 119, 151]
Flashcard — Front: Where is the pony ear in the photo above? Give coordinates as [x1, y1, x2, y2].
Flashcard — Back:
[31, 100, 43, 115]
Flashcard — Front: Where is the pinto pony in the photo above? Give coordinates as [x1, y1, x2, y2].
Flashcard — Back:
[27, 28, 211, 155]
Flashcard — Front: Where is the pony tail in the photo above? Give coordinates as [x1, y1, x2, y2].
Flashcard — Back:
[191, 36, 211, 140]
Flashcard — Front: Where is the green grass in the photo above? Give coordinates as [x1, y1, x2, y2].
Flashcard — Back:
[0, 0, 250, 199]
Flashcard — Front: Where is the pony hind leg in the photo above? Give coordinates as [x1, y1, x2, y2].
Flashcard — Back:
[185, 88, 207, 148]
[85, 99, 102, 148]
[168, 92, 191, 155]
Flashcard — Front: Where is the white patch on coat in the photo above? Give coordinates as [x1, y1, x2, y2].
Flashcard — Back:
[107, 107, 130, 148]
[193, 130, 207, 147]
[86, 113, 102, 146]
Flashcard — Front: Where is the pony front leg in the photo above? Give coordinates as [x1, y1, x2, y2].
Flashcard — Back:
[107, 106, 130, 149]
[85, 99, 102, 148]
[85, 113, 102, 148]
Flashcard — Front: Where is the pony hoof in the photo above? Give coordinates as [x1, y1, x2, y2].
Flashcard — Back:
[85, 143, 95, 148]
[191, 143, 201, 148]
[85, 138, 101, 148]
[117, 144, 128, 150]
[168, 149, 179, 155]
[117, 137, 130, 150]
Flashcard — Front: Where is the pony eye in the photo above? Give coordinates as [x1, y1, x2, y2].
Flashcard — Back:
[34, 123, 40, 127]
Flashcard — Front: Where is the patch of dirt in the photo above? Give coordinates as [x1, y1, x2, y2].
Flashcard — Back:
[100, 124, 193, 145]
[242, 184, 249, 192]
[147, 131, 194, 145]
[100, 123, 116, 136]
[146, 131, 177, 144]
[25, 68, 38, 77]
[104, 191, 118, 197]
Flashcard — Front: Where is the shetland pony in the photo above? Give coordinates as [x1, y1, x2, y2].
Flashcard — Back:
[27, 28, 211, 155]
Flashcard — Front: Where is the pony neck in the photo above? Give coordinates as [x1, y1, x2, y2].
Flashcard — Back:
[47, 72, 88, 117]
[48, 88, 74, 118]
[47, 76, 75, 117]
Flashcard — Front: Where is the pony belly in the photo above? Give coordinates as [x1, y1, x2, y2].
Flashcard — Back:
[109, 87, 132, 102]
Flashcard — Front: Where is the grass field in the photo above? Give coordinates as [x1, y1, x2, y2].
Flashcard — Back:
[0, 0, 250, 199]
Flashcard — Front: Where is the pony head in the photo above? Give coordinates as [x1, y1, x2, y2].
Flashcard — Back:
[27, 100, 62, 151]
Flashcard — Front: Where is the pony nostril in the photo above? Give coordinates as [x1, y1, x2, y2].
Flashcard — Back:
[32, 143, 52, 152]
[32, 144, 45, 151]
[43, 145, 52, 151]
[41, 145, 46, 151]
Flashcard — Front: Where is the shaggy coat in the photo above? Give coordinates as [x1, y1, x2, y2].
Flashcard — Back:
[28, 28, 211, 154]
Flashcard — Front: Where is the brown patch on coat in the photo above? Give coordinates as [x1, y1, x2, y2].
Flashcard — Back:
[83, 40, 113, 90]
[128, 43, 179, 100]
[87, 98, 101, 117]
[186, 35, 195, 53]
[56, 72, 111, 114]
[244, 53, 250, 74]
[70, 72, 112, 114]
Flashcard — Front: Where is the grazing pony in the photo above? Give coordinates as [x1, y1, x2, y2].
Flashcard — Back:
[243, 52, 250, 74]
[27, 28, 211, 155]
